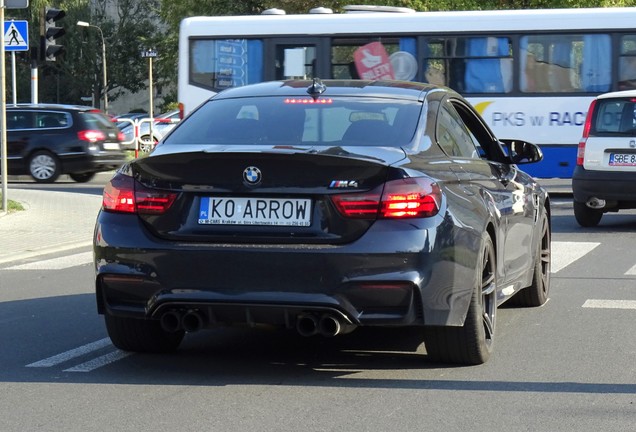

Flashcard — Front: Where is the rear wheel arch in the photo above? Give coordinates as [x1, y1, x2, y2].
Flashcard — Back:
[485, 223, 497, 258]
[424, 232, 497, 365]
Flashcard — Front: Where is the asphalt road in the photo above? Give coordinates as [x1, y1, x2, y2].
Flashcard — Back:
[0, 183, 635, 431]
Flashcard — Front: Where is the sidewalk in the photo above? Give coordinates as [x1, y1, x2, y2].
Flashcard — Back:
[0, 178, 572, 266]
[0, 188, 102, 264]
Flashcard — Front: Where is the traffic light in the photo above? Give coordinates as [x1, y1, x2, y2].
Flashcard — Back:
[40, 7, 66, 61]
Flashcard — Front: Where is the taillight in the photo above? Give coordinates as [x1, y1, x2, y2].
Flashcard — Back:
[581, 99, 596, 140]
[102, 173, 177, 214]
[578, 99, 597, 166]
[117, 131, 125, 141]
[78, 130, 106, 142]
[331, 185, 382, 218]
[576, 138, 587, 166]
[332, 178, 441, 219]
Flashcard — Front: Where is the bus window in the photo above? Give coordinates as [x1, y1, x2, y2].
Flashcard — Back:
[423, 37, 511, 94]
[423, 40, 449, 87]
[331, 38, 400, 79]
[189, 39, 263, 92]
[464, 37, 512, 93]
[520, 34, 610, 93]
[275, 45, 317, 80]
[619, 36, 636, 90]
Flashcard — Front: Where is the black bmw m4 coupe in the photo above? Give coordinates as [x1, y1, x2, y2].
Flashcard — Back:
[94, 79, 551, 365]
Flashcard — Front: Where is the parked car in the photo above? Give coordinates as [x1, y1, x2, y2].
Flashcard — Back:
[113, 112, 147, 129]
[117, 110, 181, 151]
[94, 79, 551, 365]
[573, 90, 636, 227]
[5, 104, 127, 183]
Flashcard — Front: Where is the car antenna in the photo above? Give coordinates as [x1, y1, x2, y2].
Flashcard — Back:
[306, 78, 326, 101]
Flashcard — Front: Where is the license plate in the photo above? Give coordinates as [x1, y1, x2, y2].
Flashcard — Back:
[198, 197, 312, 226]
[103, 142, 121, 150]
[609, 153, 636, 166]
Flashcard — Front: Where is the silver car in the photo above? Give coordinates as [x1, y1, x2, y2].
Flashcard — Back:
[118, 110, 181, 151]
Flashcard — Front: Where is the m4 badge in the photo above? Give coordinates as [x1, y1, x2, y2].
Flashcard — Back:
[329, 180, 359, 188]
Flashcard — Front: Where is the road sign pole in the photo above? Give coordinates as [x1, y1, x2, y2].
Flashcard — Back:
[1, 5, 28, 212]
[31, 60, 37, 103]
[149, 56, 153, 143]
[1, 0, 8, 213]
[140, 49, 158, 146]
[11, 51, 16, 105]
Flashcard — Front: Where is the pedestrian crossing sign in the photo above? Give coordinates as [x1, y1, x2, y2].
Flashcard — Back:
[4, 20, 29, 52]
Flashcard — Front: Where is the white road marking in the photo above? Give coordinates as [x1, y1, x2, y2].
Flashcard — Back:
[582, 299, 636, 310]
[6, 252, 93, 270]
[26, 338, 112, 368]
[63, 350, 132, 373]
[550, 241, 600, 273]
[625, 263, 636, 275]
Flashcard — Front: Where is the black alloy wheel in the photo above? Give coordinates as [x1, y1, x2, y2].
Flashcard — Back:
[512, 211, 551, 307]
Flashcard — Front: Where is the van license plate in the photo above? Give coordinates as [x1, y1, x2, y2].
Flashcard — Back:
[198, 197, 312, 226]
[609, 153, 636, 166]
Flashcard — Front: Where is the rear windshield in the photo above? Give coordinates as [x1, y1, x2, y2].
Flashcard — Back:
[79, 112, 118, 131]
[164, 96, 422, 147]
[591, 98, 636, 136]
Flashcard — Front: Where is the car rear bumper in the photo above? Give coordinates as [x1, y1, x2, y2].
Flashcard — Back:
[572, 165, 636, 204]
[94, 210, 480, 330]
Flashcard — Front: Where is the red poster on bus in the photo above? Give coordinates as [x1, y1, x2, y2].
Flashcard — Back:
[353, 42, 395, 80]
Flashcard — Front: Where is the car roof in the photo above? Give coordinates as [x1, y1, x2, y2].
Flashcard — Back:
[211, 79, 444, 101]
[7, 103, 101, 112]
[596, 90, 636, 100]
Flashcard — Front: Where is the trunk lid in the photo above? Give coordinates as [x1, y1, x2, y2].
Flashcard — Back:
[132, 145, 407, 244]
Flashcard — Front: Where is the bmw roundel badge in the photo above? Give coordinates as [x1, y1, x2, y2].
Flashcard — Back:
[243, 166, 262, 185]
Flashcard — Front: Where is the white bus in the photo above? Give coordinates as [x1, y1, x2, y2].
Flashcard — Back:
[178, 6, 636, 178]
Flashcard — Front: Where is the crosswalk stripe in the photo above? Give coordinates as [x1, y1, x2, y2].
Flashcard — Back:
[582, 299, 636, 310]
[26, 338, 111, 368]
[551, 241, 600, 273]
[6, 252, 93, 270]
[625, 263, 636, 275]
[63, 350, 132, 372]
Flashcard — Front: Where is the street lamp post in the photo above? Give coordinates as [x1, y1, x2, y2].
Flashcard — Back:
[77, 21, 108, 113]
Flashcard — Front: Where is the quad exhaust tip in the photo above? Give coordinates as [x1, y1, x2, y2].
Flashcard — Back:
[296, 313, 356, 337]
[160, 309, 355, 337]
[159, 309, 205, 333]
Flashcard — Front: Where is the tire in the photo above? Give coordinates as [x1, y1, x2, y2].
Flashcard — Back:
[424, 235, 496, 365]
[512, 211, 551, 307]
[139, 135, 158, 153]
[69, 172, 96, 183]
[29, 150, 60, 183]
[573, 201, 602, 227]
[104, 312, 184, 353]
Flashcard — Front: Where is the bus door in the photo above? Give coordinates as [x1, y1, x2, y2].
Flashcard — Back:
[264, 38, 330, 81]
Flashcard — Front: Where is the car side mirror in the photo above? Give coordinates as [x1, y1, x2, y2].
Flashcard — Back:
[500, 139, 543, 165]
